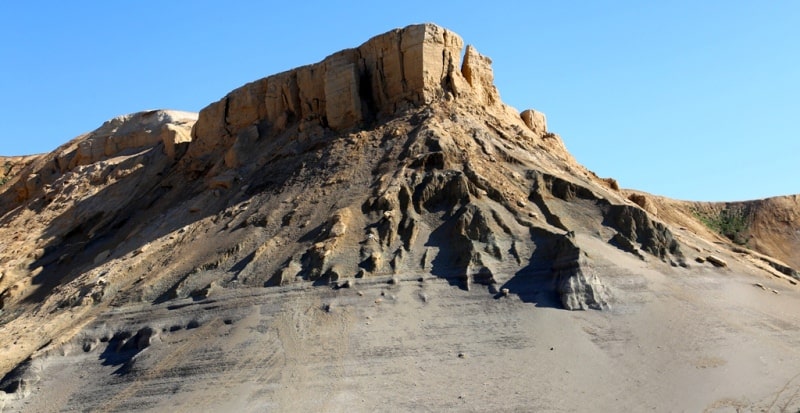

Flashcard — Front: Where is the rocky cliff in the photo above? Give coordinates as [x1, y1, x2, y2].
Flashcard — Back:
[0, 24, 798, 412]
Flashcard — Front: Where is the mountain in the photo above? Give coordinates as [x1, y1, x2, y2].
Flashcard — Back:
[1, 24, 799, 412]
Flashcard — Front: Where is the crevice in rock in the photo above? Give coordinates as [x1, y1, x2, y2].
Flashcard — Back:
[222, 96, 233, 138]
[358, 68, 378, 124]
[0, 357, 33, 395]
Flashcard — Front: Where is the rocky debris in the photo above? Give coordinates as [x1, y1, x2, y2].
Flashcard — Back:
[0, 358, 38, 397]
[0, 325, 156, 395]
[294, 208, 357, 283]
[706, 255, 728, 268]
[0, 155, 40, 188]
[730, 246, 799, 280]
[531, 171, 599, 204]
[327, 208, 352, 239]
[93, 250, 111, 265]
[335, 278, 352, 289]
[0, 275, 31, 310]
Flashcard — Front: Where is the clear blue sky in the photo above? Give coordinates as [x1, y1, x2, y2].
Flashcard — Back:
[1, 1, 798, 201]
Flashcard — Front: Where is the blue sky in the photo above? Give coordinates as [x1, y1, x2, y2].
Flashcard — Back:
[1, 1, 797, 201]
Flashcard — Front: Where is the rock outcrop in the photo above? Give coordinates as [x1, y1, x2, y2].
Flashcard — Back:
[0, 110, 197, 325]
[0, 24, 796, 398]
[3, 110, 196, 206]
[627, 192, 658, 216]
[461, 45, 500, 106]
[552, 234, 608, 311]
[0, 23, 687, 326]
[187, 24, 468, 166]
[520, 109, 547, 137]
[57, 110, 197, 172]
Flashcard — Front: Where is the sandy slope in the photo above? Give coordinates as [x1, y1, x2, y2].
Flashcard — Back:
[3, 242, 800, 412]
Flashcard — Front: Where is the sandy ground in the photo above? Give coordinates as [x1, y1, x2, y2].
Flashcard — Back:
[3, 250, 800, 413]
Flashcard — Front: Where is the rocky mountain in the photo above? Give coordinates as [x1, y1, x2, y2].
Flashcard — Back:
[1, 24, 799, 412]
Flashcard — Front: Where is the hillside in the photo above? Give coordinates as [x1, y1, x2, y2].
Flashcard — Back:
[1, 24, 799, 412]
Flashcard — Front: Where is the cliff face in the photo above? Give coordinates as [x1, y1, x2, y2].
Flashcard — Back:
[188, 24, 468, 164]
[184, 24, 569, 176]
[0, 24, 799, 412]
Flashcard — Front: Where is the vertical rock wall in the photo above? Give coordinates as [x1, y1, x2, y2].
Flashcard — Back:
[187, 24, 471, 161]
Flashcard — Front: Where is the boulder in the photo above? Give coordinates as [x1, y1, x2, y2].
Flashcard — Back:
[706, 255, 728, 268]
[520, 109, 547, 136]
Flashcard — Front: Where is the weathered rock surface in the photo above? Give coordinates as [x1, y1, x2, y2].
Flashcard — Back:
[187, 24, 467, 168]
[59, 110, 198, 171]
[462, 45, 500, 106]
[520, 109, 547, 136]
[0, 23, 799, 413]
[628, 192, 658, 216]
[3, 110, 196, 206]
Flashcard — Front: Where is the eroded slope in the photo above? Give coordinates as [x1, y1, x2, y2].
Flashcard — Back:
[0, 23, 798, 411]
